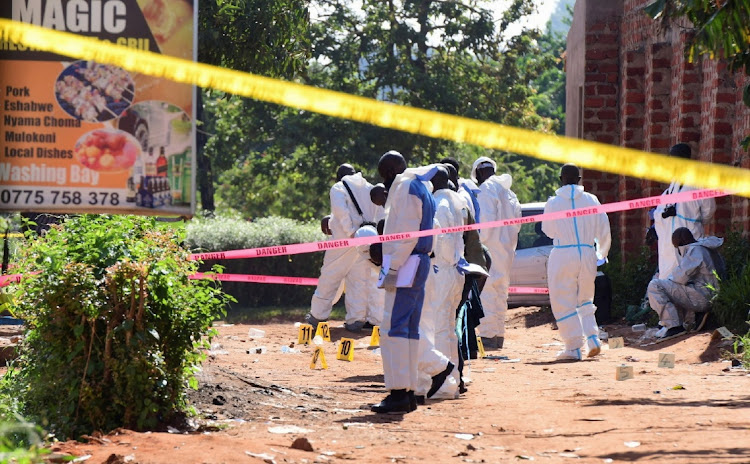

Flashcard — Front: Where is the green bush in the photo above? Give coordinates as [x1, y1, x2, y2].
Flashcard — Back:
[602, 242, 657, 321]
[186, 215, 326, 307]
[7, 215, 229, 439]
[711, 231, 750, 334]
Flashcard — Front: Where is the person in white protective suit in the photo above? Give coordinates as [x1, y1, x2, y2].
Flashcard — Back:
[542, 164, 611, 361]
[472, 156, 522, 350]
[304, 164, 385, 332]
[371, 152, 436, 414]
[416, 165, 466, 402]
[441, 157, 481, 222]
[647, 228, 724, 340]
[653, 143, 716, 280]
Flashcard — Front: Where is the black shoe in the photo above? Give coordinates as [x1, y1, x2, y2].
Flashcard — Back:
[657, 326, 686, 342]
[414, 394, 425, 406]
[495, 336, 504, 349]
[480, 337, 495, 349]
[371, 390, 411, 414]
[459, 382, 468, 394]
[409, 391, 418, 411]
[344, 320, 366, 333]
[427, 361, 455, 399]
[363, 321, 375, 330]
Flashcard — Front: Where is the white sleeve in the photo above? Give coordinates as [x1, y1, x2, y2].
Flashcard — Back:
[596, 198, 612, 259]
[330, 185, 357, 238]
[434, 202, 461, 264]
[477, 186, 498, 243]
[382, 184, 422, 270]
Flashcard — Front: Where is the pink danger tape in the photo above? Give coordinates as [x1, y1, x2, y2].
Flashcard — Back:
[190, 272, 320, 286]
[0, 274, 22, 288]
[190, 188, 729, 261]
[509, 287, 549, 294]
[191, 272, 548, 293]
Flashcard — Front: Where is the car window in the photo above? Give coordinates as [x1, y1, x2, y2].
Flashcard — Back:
[516, 207, 551, 250]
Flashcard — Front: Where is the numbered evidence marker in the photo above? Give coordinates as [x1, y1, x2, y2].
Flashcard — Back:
[369, 326, 380, 347]
[616, 364, 634, 381]
[658, 352, 676, 369]
[609, 337, 625, 349]
[298, 323, 314, 345]
[337, 337, 355, 362]
[310, 346, 328, 370]
[315, 321, 331, 342]
[476, 337, 487, 359]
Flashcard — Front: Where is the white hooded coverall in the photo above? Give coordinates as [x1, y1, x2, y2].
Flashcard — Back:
[542, 184, 611, 355]
[380, 167, 436, 392]
[472, 157, 522, 339]
[417, 188, 466, 399]
[647, 236, 723, 329]
[310, 172, 384, 325]
[653, 183, 716, 279]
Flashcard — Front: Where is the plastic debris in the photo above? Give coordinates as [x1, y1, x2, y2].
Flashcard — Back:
[631, 323, 647, 332]
[268, 425, 314, 434]
[454, 433, 474, 440]
[280, 346, 298, 354]
[247, 346, 266, 354]
[248, 328, 266, 338]
[624, 441, 640, 448]
[313, 335, 324, 345]
[245, 451, 276, 464]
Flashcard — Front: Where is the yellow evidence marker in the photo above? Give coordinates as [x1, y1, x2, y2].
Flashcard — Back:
[298, 323, 313, 345]
[616, 364, 634, 381]
[315, 321, 331, 342]
[369, 326, 380, 347]
[337, 337, 355, 362]
[476, 337, 486, 359]
[609, 337, 625, 349]
[658, 352, 676, 369]
[310, 346, 328, 369]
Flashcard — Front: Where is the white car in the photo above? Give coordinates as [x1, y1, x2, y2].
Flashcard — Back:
[507, 202, 612, 323]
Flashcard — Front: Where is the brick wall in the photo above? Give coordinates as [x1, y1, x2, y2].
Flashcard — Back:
[567, 0, 750, 258]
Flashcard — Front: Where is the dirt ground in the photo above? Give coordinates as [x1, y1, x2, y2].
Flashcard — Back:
[52, 306, 750, 464]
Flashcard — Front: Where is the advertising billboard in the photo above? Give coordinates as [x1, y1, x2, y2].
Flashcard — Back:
[0, 0, 196, 215]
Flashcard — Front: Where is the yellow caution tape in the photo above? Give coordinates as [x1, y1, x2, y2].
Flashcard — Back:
[2, 19, 749, 196]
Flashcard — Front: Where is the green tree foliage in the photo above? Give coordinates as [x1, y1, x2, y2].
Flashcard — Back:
[645, 0, 750, 148]
[6, 215, 230, 439]
[196, 0, 311, 211]
[207, 0, 565, 219]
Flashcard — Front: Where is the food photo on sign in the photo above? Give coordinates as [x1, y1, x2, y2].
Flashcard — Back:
[0, 0, 196, 216]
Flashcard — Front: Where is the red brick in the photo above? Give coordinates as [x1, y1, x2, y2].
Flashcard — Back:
[715, 122, 733, 135]
[588, 73, 606, 82]
[652, 58, 671, 68]
[624, 104, 640, 116]
[682, 104, 701, 113]
[650, 137, 671, 149]
[607, 73, 619, 83]
[716, 92, 735, 104]
[585, 121, 603, 132]
[598, 63, 619, 73]
[652, 111, 670, 122]
[598, 109, 618, 120]
[586, 49, 607, 60]
[596, 134, 616, 144]
[585, 97, 605, 108]
[584, 109, 597, 118]
[597, 85, 617, 95]
[626, 92, 645, 103]
[626, 117, 644, 128]
[683, 73, 700, 84]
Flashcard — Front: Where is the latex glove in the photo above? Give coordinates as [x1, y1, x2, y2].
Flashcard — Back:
[379, 268, 398, 289]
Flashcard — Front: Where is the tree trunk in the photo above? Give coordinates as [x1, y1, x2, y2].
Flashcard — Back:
[196, 89, 215, 213]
